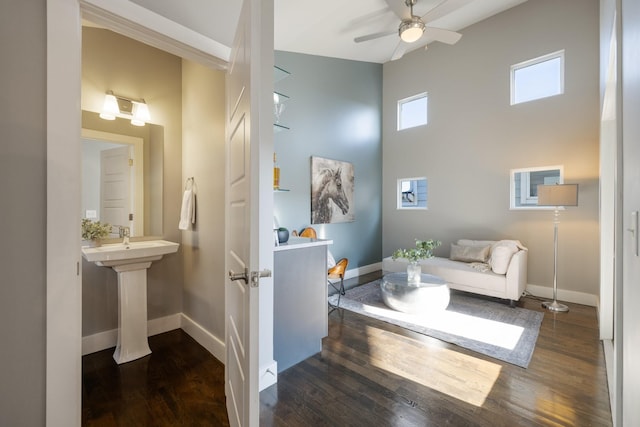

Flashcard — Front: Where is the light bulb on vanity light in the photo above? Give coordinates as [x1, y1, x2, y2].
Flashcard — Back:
[131, 101, 150, 127]
[99, 92, 119, 120]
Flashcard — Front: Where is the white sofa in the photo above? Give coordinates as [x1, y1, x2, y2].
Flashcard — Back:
[382, 239, 528, 305]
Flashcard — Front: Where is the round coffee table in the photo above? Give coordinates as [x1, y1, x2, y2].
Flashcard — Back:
[380, 272, 450, 314]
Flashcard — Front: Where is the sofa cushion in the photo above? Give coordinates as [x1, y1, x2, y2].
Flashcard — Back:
[489, 241, 521, 274]
[450, 243, 491, 263]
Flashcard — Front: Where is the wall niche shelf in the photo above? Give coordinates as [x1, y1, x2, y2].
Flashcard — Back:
[274, 65, 291, 83]
[274, 188, 290, 192]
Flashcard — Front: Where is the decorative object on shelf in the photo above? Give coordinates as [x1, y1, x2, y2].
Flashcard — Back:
[273, 152, 280, 190]
[536, 183, 579, 312]
[391, 239, 442, 284]
[277, 227, 289, 244]
[273, 92, 287, 124]
[311, 156, 355, 224]
[81, 218, 112, 246]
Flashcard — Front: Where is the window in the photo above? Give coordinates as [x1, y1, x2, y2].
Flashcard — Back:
[511, 50, 564, 105]
[397, 93, 427, 130]
[510, 166, 563, 209]
[397, 177, 427, 209]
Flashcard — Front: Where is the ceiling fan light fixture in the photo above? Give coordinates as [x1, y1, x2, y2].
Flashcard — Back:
[399, 18, 425, 43]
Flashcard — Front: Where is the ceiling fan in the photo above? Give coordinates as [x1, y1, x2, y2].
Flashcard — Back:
[354, 0, 469, 61]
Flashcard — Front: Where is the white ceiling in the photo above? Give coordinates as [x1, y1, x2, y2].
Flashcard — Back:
[124, 0, 528, 64]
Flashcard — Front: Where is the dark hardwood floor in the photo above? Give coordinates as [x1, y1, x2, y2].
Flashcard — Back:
[83, 272, 612, 426]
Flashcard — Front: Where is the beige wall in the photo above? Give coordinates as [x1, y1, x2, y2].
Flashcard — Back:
[382, 0, 600, 297]
[181, 60, 227, 343]
[81, 27, 183, 335]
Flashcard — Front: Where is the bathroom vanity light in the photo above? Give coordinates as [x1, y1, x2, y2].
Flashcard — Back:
[99, 91, 151, 126]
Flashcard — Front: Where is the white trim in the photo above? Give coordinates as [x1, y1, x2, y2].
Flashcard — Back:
[180, 313, 226, 363]
[526, 284, 598, 307]
[259, 360, 278, 391]
[82, 313, 182, 355]
[47, 1, 83, 425]
[343, 262, 382, 281]
[397, 92, 428, 131]
[80, 0, 229, 69]
[510, 49, 565, 105]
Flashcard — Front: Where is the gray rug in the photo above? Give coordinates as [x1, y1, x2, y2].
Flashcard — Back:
[329, 279, 543, 368]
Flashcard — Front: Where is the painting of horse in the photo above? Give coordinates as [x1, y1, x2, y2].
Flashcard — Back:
[311, 156, 354, 224]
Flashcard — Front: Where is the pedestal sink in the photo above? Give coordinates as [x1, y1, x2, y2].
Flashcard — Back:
[81, 240, 179, 364]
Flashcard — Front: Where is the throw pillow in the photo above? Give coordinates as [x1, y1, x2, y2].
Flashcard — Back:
[450, 243, 491, 263]
[489, 241, 520, 274]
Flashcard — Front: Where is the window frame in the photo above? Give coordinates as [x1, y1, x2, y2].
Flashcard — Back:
[397, 177, 428, 210]
[397, 92, 428, 131]
[510, 50, 565, 105]
[509, 165, 564, 210]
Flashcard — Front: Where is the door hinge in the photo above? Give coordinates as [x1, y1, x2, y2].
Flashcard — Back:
[129, 213, 134, 221]
[129, 158, 133, 166]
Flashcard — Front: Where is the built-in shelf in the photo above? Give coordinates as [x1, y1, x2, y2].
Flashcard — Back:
[274, 65, 291, 83]
[274, 188, 290, 192]
[273, 123, 290, 132]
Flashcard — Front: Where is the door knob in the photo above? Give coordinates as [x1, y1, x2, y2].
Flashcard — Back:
[228, 268, 249, 284]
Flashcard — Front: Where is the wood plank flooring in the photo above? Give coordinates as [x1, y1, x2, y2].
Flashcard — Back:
[83, 273, 612, 426]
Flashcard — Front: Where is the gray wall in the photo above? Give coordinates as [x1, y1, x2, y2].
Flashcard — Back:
[382, 0, 600, 296]
[0, 1, 46, 425]
[273, 51, 383, 268]
[181, 60, 227, 344]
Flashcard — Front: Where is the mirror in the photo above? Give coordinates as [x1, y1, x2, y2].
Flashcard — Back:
[510, 165, 563, 209]
[397, 177, 428, 210]
[81, 110, 164, 237]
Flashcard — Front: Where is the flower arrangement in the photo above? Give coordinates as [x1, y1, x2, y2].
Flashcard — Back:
[392, 239, 442, 263]
[81, 218, 112, 241]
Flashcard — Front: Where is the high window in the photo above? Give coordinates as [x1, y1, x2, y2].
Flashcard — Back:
[511, 50, 564, 105]
[397, 93, 427, 130]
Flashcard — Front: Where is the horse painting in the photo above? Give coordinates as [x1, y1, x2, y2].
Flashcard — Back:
[311, 157, 354, 224]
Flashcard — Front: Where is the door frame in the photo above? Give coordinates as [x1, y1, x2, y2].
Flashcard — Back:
[47, 0, 231, 424]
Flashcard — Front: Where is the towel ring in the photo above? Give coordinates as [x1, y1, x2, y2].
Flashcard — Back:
[185, 177, 194, 190]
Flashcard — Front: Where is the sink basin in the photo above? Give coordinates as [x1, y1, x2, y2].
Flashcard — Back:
[82, 240, 179, 267]
[81, 239, 179, 364]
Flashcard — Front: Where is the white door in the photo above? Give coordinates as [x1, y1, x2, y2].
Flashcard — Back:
[622, 0, 640, 423]
[100, 145, 132, 234]
[225, 0, 274, 426]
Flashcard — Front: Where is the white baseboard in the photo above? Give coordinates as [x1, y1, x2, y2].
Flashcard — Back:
[259, 360, 278, 391]
[180, 313, 225, 363]
[344, 262, 382, 281]
[82, 313, 181, 356]
[526, 284, 598, 307]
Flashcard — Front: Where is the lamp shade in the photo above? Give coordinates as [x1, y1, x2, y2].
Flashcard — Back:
[99, 93, 119, 120]
[537, 184, 579, 206]
[399, 18, 425, 43]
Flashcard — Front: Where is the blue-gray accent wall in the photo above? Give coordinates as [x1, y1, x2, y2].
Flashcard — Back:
[273, 51, 383, 268]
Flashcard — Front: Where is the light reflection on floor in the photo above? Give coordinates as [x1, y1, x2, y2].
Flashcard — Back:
[361, 304, 524, 349]
[364, 325, 502, 407]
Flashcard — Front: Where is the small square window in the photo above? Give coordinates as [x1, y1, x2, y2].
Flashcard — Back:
[397, 93, 427, 130]
[397, 177, 428, 209]
[511, 51, 564, 105]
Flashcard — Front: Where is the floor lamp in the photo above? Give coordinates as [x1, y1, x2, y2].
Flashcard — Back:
[537, 183, 579, 312]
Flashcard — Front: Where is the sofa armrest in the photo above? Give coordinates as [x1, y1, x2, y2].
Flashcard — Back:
[505, 249, 528, 301]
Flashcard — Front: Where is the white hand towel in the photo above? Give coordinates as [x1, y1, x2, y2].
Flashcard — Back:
[178, 189, 195, 230]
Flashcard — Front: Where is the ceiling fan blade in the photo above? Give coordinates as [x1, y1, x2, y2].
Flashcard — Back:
[424, 27, 462, 44]
[384, 0, 412, 20]
[422, 0, 474, 23]
[354, 29, 396, 43]
[390, 41, 409, 61]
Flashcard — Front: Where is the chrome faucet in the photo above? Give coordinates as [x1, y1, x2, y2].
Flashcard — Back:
[119, 226, 130, 245]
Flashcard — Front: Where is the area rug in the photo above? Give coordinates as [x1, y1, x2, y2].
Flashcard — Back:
[328, 279, 543, 368]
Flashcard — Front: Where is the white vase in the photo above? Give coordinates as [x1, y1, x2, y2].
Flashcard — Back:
[407, 262, 421, 284]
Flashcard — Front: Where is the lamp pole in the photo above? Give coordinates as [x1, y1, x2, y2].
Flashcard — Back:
[542, 208, 569, 312]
